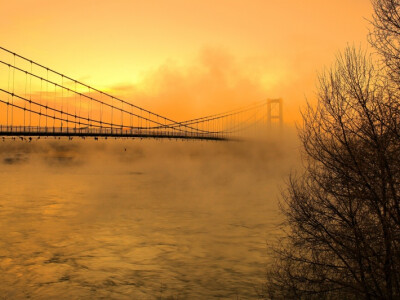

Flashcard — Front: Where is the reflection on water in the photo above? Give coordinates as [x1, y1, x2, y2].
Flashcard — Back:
[0, 138, 297, 299]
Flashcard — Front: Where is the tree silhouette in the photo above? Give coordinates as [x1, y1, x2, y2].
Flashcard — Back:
[263, 1, 400, 298]
[370, 0, 400, 85]
[263, 47, 400, 299]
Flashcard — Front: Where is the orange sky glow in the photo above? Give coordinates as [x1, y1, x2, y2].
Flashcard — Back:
[0, 0, 373, 123]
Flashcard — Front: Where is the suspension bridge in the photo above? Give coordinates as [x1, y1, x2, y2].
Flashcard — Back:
[0, 47, 283, 141]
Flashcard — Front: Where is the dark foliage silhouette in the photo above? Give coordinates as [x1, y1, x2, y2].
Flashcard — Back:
[263, 45, 400, 298]
[262, 1, 400, 298]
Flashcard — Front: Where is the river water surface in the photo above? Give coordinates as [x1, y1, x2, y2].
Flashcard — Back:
[0, 138, 297, 299]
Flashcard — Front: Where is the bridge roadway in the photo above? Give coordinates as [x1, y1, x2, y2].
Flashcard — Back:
[0, 126, 227, 141]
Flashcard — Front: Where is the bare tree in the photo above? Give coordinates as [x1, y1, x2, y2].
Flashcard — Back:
[370, 0, 400, 84]
[263, 47, 400, 299]
[370, 0, 400, 140]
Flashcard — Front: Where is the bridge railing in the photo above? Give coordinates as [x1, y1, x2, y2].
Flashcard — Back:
[0, 125, 225, 139]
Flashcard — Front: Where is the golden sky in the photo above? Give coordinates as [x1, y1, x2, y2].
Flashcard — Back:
[0, 0, 373, 122]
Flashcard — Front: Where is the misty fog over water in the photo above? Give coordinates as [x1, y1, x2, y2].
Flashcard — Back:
[0, 134, 298, 299]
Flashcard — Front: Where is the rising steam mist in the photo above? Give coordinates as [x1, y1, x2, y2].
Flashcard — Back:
[0, 129, 300, 299]
[107, 48, 307, 123]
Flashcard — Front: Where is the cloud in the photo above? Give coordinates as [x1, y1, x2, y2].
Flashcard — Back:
[109, 48, 276, 121]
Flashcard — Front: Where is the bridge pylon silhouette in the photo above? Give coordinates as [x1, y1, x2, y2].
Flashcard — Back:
[0, 46, 280, 141]
[267, 98, 283, 130]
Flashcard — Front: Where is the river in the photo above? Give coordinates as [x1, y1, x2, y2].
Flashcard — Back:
[0, 137, 297, 299]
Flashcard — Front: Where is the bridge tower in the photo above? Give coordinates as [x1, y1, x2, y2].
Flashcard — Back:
[267, 98, 283, 130]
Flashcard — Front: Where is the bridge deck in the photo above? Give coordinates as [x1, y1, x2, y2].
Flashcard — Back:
[0, 127, 228, 141]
